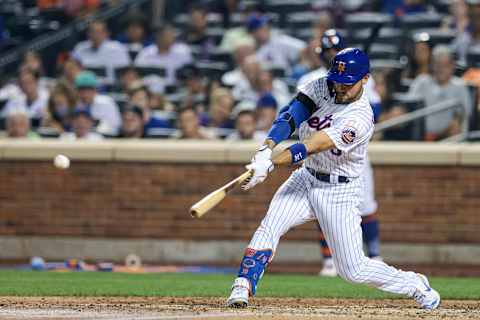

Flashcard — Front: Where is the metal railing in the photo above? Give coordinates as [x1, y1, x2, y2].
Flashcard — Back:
[374, 98, 468, 139]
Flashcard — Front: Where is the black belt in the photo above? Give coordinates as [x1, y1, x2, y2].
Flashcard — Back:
[306, 167, 350, 183]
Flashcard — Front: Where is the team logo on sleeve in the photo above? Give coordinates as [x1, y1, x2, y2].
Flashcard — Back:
[341, 127, 356, 144]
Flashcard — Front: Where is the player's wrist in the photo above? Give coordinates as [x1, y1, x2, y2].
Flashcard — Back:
[288, 143, 308, 164]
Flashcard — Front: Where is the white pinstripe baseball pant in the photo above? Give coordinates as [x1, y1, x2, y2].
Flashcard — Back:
[249, 166, 419, 296]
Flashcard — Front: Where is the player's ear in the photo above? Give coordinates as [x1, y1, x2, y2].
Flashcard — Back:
[361, 74, 369, 85]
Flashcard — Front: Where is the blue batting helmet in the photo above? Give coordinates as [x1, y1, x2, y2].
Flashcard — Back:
[321, 29, 345, 51]
[326, 48, 370, 85]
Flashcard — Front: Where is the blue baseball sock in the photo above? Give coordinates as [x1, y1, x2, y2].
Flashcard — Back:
[318, 230, 333, 259]
[237, 248, 273, 295]
[361, 214, 380, 258]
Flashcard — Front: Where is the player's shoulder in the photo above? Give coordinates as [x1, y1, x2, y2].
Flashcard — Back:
[347, 96, 374, 128]
[297, 76, 330, 105]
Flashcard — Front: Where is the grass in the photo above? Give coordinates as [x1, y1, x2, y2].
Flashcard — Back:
[0, 270, 479, 299]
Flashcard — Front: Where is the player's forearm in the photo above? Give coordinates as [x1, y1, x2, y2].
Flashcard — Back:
[303, 131, 336, 154]
[272, 131, 335, 167]
[272, 148, 293, 166]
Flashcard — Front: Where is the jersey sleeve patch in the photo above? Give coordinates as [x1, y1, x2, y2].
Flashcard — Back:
[341, 126, 357, 144]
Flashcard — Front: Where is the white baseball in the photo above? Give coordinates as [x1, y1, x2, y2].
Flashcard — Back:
[54, 154, 70, 169]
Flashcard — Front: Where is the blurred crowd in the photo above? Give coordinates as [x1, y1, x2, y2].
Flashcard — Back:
[1, 0, 480, 142]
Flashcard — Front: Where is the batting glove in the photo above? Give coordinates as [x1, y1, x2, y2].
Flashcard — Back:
[242, 145, 274, 190]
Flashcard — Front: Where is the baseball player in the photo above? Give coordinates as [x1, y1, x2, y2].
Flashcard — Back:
[226, 48, 440, 310]
[300, 29, 383, 277]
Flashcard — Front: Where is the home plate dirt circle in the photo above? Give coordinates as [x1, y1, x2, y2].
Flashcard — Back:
[0, 297, 479, 320]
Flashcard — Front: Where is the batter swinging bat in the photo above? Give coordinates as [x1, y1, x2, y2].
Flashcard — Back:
[190, 170, 253, 218]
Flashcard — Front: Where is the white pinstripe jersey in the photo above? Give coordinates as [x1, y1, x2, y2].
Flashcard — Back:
[297, 77, 374, 178]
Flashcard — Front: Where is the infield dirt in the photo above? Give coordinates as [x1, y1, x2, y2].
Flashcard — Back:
[0, 297, 479, 320]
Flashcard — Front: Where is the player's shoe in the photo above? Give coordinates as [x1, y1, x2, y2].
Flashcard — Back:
[227, 277, 249, 308]
[319, 258, 337, 277]
[411, 274, 441, 310]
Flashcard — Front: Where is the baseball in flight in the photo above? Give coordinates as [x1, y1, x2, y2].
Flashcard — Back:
[54, 154, 70, 169]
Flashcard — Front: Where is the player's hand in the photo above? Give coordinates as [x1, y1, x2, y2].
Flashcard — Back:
[242, 146, 274, 190]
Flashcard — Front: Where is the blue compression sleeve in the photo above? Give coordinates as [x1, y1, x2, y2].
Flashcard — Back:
[267, 92, 317, 144]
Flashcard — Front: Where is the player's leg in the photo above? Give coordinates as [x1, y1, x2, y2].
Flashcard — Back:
[227, 168, 315, 307]
[317, 225, 337, 277]
[310, 178, 440, 309]
[360, 213, 381, 258]
[359, 159, 381, 259]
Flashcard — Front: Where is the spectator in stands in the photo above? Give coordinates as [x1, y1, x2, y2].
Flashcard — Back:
[127, 82, 172, 130]
[176, 106, 214, 139]
[117, 11, 151, 61]
[42, 81, 77, 133]
[135, 24, 193, 86]
[117, 66, 141, 94]
[227, 109, 266, 141]
[443, 0, 469, 33]
[75, 71, 121, 135]
[181, 3, 216, 60]
[212, 0, 245, 29]
[381, 0, 430, 15]
[72, 20, 130, 84]
[257, 69, 290, 107]
[150, 90, 175, 112]
[61, 0, 101, 18]
[311, 12, 334, 40]
[177, 64, 208, 111]
[451, 0, 480, 66]
[298, 29, 344, 86]
[246, 13, 306, 75]
[408, 45, 473, 140]
[200, 87, 235, 133]
[6, 111, 40, 139]
[60, 56, 83, 89]
[118, 105, 146, 138]
[230, 54, 261, 102]
[375, 71, 410, 140]
[292, 37, 323, 82]
[60, 108, 103, 141]
[221, 39, 256, 87]
[2, 68, 49, 128]
[404, 32, 432, 80]
[218, 4, 256, 53]
[255, 92, 277, 132]
[22, 51, 45, 78]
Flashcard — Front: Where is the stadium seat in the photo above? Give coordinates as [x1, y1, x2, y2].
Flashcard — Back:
[367, 44, 400, 60]
[467, 48, 480, 68]
[344, 12, 394, 35]
[136, 66, 166, 78]
[349, 27, 403, 47]
[399, 13, 443, 31]
[205, 27, 225, 45]
[85, 66, 108, 78]
[370, 59, 404, 72]
[286, 11, 318, 31]
[196, 61, 229, 80]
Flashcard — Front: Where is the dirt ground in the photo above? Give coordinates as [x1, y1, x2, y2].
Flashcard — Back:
[0, 297, 479, 320]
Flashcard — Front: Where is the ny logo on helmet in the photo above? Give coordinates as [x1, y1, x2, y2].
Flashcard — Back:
[337, 62, 346, 74]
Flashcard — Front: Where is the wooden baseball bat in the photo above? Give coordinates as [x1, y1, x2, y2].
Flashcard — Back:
[190, 170, 253, 218]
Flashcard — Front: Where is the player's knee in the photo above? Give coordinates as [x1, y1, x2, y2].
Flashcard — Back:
[338, 268, 365, 284]
[336, 261, 368, 284]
